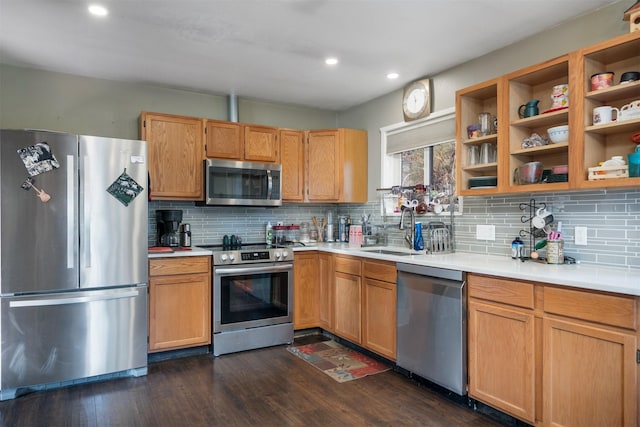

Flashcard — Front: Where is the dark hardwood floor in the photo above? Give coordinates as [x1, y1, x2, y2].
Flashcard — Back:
[0, 340, 506, 427]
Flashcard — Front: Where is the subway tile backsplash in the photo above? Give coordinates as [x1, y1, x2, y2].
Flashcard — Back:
[149, 188, 639, 270]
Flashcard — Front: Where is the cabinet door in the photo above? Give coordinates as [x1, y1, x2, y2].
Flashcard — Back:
[333, 271, 361, 344]
[244, 125, 279, 163]
[149, 272, 211, 352]
[141, 112, 204, 200]
[307, 130, 341, 201]
[293, 253, 319, 329]
[280, 129, 305, 201]
[205, 120, 242, 160]
[363, 278, 396, 360]
[318, 253, 334, 331]
[468, 300, 535, 423]
[543, 318, 637, 427]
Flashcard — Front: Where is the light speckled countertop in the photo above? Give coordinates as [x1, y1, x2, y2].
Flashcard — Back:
[294, 243, 640, 296]
[148, 244, 639, 296]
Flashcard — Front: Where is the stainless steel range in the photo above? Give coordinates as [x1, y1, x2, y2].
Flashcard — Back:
[200, 243, 294, 356]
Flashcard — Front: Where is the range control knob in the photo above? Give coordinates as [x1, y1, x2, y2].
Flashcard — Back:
[229, 253, 235, 262]
[281, 251, 289, 259]
[220, 254, 228, 262]
[274, 251, 281, 259]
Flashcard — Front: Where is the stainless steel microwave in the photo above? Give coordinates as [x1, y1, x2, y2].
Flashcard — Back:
[201, 159, 282, 206]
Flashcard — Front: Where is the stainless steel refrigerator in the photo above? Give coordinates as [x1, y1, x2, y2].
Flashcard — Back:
[0, 129, 148, 400]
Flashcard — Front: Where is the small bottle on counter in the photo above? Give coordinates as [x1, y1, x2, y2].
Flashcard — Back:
[511, 237, 524, 259]
[266, 221, 273, 245]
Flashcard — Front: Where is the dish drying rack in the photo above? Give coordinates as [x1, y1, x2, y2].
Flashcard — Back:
[519, 198, 545, 258]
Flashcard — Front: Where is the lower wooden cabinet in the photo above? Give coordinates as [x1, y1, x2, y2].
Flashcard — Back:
[333, 256, 362, 344]
[293, 252, 319, 329]
[148, 256, 211, 352]
[468, 300, 535, 423]
[542, 287, 638, 427]
[363, 277, 396, 360]
[468, 273, 639, 426]
[318, 252, 334, 331]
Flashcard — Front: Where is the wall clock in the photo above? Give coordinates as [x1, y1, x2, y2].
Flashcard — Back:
[402, 78, 431, 122]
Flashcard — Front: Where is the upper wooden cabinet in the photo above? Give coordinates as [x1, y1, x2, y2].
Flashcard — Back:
[140, 112, 204, 201]
[456, 31, 640, 195]
[573, 32, 640, 190]
[244, 125, 279, 163]
[456, 78, 503, 196]
[205, 119, 242, 160]
[307, 128, 368, 203]
[280, 129, 305, 201]
[505, 55, 571, 194]
[205, 120, 279, 163]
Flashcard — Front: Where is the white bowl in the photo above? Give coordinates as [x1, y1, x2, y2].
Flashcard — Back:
[547, 125, 569, 143]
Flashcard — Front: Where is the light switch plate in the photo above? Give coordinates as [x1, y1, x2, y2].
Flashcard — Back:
[476, 224, 496, 241]
[575, 226, 588, 245]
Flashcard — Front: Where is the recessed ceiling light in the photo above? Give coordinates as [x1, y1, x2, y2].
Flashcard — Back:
[88, 5, 108, 16]
[325, 57, 339, 66]
[387, 72, 399, 80]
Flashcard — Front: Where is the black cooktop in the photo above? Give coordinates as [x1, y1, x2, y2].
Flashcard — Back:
[199, 243, 293, 252]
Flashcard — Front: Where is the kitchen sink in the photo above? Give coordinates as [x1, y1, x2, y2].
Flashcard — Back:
[360, 249, 418, 256]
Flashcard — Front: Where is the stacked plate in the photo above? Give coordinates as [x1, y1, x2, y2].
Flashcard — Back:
[468, 176, 497, 189]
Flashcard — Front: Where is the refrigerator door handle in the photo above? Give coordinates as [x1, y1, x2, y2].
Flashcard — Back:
[81, 155, 91, 268]
[9, 289, 140, 308]
[66, 155, 75, 269]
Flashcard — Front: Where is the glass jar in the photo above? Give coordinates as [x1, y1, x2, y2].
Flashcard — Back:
[286, 224, 300, 243]
[299, 222, 310, 242]
[273, 225, 286, 245]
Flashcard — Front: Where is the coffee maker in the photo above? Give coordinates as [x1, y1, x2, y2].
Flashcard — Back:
[156, 210, 182, 247]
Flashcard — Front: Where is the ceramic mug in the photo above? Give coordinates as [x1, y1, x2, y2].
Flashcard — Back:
[550, 84, 569, 109]
[518, 100, 539, 118]
[593, 106, 619, 125]
[532, 207, 554, 229]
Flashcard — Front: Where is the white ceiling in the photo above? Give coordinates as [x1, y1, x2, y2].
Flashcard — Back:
[0, 0, 620, 111]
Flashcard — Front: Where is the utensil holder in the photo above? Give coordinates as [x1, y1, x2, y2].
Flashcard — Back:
[546, 240, 564, 264]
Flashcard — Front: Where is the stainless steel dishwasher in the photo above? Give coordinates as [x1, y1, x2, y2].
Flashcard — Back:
[396, 263, 467, 395]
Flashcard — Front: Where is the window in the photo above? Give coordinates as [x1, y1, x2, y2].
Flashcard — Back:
[380, 107, 461, 215]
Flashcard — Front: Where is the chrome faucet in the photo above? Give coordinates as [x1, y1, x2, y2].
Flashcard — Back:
[399, 206, 415, 249]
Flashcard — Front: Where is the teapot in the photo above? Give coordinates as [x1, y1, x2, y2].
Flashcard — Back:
[518, 99, 539, 118]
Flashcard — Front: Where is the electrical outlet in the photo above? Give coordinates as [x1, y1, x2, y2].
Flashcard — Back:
[476, 224, 496, 241]
[575, 226, 588, 245]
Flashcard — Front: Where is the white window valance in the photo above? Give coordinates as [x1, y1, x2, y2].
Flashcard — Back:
[384, 107, 456, 155]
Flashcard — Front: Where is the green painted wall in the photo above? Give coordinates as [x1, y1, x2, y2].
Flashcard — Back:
[0, 65, 337, 140]
[338, 0, 630, 200]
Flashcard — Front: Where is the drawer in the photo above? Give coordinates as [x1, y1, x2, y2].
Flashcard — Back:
[544, 286, 637, 330]
[334, 256, 361, 276]
[468, 274, 535, 309]
[363, 260, 396, 283]
[149, 256, 211, 277]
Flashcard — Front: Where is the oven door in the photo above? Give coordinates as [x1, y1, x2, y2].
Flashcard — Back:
[213, 263, 292, 333]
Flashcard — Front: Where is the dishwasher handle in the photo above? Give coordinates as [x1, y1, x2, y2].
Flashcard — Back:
[397, 262, 464, 282]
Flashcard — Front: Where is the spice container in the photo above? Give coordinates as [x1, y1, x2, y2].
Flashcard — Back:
[273, 225, 287, 245]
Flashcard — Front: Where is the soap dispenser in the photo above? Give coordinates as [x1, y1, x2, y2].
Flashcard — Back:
[413, 222, 424, 251]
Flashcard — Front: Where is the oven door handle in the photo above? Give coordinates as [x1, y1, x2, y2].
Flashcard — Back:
[214, 264, 292, 276]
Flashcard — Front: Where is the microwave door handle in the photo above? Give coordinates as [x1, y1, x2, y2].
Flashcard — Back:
[266, 169, 273, 200]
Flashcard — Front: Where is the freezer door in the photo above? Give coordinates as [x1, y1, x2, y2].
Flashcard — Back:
[79, 136, 148, 288]
[0, 286, 147, 393]
[0, 130, 79, 294]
